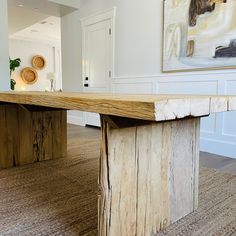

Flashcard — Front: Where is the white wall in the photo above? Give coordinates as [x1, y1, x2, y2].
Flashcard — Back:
[61, 10, 85, 125]
[9, 38, 62, 91]
[0, 0, 10, 91]
[61, 11, 83, 92]
[61, 0, 236, 158]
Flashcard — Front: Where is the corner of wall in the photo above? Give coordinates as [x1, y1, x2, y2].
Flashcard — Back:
[61, 10, 83, 92]
[0, 0, 10, 91]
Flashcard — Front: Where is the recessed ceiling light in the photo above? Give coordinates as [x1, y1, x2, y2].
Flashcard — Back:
[18, 4, 24, 7]
[34, 8, 39, 11]
[30, 29, 38, 33]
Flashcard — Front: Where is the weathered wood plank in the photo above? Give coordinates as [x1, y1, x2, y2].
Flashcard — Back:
[0, 92, 235, 122]
[18, 105, 35, 165]
[169, 118, 200, 222]
[0, 105, 14, 168]
[0, 104, 67, 169]
[5, 105, 19, 167]
[41, 111, 54, 161]
[32, 111, 43, 162]
[99, 117, 200, 235]
[101, 114, 151, 128]
[55, 110, 67, 159]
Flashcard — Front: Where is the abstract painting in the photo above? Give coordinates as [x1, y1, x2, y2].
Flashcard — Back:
[163, 0, 236, 72]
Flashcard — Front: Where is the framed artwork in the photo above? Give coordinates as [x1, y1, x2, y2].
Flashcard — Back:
[163, 0, 236, 72]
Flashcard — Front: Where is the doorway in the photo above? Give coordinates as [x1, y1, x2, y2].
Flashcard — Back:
[81, 8, 116, 126]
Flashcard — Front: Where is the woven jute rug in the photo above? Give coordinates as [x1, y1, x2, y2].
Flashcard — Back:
[0, 142, 235, 235]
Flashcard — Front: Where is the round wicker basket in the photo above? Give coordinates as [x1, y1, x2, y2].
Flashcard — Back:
[21, 67, 38, 84]
[32, 55, 46, 70]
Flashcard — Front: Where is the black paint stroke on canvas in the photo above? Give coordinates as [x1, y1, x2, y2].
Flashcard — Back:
[214, 39, 236, 58]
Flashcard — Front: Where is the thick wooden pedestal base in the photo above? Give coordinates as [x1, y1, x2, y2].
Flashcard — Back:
[0, 104, 67, 169]
[99, 116, 200, 236]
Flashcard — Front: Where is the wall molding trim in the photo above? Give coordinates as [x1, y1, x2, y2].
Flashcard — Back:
[80, 7, 117, 26]
[113, 71, 236, 81]
[201, 137, 236, 159]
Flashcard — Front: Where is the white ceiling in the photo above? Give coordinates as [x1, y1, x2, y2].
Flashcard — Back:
[8, 5, 49, 35]
[10, 16, 61, 46]
[8, 0, 78, 17]
[8, 0, 78, 36]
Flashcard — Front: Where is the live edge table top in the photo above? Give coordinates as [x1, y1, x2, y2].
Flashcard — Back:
[0, 91, 235, 122]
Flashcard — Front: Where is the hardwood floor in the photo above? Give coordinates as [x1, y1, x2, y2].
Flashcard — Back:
[200, 151, 236, 175]
[68, 124, 236, 175]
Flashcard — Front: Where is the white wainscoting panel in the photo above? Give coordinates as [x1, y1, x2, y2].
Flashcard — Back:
[157, 81, 218, 95]
[222, 81, 236, 138]
[223, 112, 236, 137]
[111, 73, 236, 159]
[67, 110, 85, 126]
[112, 82, 154, 94]
[84, 112, 101, 127]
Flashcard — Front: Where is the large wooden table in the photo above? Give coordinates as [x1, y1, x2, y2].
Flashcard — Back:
[0, 92, 235, 235]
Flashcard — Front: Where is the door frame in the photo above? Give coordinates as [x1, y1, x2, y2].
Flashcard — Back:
[80, 7, 116, 90]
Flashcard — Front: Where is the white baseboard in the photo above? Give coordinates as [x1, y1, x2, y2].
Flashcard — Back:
[200, 137, 236, 159]
[67, 115, 85, 126]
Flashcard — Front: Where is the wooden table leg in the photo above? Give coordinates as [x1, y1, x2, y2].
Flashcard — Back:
[99, 115, 200, 236]
[0, 104, 67, 169]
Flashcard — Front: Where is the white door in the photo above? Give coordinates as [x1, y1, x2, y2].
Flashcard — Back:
[82, 18, 113, 126]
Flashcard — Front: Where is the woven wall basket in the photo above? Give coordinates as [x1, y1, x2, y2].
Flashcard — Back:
[32, 55, 46, 70]
[21, 67, 38, 84]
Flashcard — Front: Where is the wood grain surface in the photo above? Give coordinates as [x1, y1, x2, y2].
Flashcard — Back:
[0, 104, 67, 169]
[99, 117, 200, 235]
[0, 92, 235, 121]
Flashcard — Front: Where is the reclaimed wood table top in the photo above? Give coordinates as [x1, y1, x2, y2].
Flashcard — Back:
[0, 91, 235, 121]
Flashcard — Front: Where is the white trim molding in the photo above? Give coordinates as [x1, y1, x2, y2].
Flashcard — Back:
[80, 7, 117, 27]
[201, 137, 236, 159]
